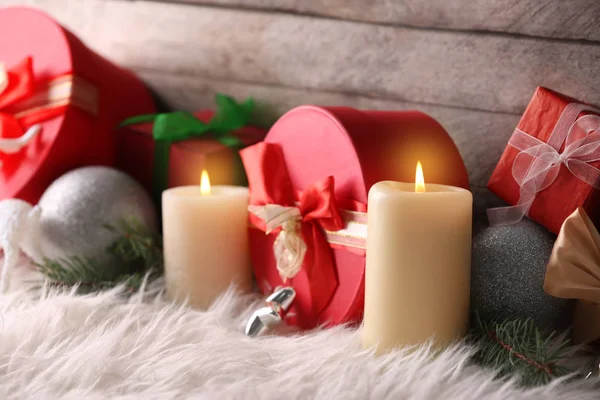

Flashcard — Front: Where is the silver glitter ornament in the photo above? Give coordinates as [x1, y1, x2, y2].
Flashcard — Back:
[471, 219, 573, 333]
[35, 166, 158, 277]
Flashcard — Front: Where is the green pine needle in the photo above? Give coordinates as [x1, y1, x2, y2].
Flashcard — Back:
[104, 218, 163, 271]
[37, 256, 106, 286]
[36, 218, 163, 294]
[471, 314, 574, 386]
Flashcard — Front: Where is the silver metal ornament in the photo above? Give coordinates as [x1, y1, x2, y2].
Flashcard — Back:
[34, 166, 158, 277]
[245, 287, 296, 337]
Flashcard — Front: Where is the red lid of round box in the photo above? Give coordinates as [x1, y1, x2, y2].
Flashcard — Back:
[0, 7, 156, 203]
[244, 105, 469, 329]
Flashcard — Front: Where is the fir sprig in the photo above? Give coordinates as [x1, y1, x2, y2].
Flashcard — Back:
[105, 218, 163, 272]
[471, 315, 574, 386]
[36, 218, 163, 294]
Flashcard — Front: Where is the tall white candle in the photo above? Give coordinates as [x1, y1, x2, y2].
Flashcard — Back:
[363, 162, 472, 353]
[162, 170, 252, 310]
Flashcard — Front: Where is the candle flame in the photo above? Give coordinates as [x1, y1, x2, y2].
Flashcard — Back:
[415, 161, 426, 193]
[200, 169, 211, 195]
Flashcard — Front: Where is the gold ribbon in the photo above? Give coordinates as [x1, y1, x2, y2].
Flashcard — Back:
[9, 74, 99, 118]
[544, 207, 600, 343]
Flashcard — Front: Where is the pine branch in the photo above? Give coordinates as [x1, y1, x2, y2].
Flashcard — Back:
[104, 218, 163, 273]
[471, 314, 574, 386]
[36, 218, 163, 294]
[37, 257, 107, 286]
[37, 260, 157, 294]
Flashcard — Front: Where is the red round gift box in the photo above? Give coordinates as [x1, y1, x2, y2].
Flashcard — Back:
[0, 7, 156, 203]
[248, 105, 469, 329]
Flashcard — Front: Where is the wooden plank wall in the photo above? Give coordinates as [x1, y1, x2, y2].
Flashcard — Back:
[2, 0, 598, 212]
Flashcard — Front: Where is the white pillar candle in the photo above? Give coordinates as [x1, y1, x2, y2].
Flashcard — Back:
[162, 171, 252, 310]
[363, 162, 472, 353]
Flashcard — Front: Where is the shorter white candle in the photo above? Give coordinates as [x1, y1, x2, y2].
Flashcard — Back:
[162, 170, 252, 309]
[363, 162, 472, 353]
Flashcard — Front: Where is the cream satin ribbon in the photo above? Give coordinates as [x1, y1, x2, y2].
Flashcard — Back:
[0, 63, 7, 96]
[544, 207, 600, 343]
[0, 124, 42, 154]
[249, 203, 368, 282]
[11, 74, 99, 119]
[249, 204, 307, 281]
[324, 209, 368, 250]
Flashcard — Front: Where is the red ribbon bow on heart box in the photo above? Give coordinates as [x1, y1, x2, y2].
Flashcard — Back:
[0, 58, 41, 155]
[0, 57, 97, 161]
[242, 142, 352, 324]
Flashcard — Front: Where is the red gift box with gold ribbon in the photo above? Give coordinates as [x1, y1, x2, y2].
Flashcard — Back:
[240, 106, 470, 329]
[0, 7, 155, 203]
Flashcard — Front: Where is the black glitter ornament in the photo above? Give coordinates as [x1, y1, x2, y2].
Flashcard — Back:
[471, 218, 573, 333]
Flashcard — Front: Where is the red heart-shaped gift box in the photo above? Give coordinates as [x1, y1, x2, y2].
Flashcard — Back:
[242, 106, 469, 329]
[0, 7, 155, 203]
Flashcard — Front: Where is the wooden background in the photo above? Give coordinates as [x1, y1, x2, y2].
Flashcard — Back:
[2, 0, 599, 212]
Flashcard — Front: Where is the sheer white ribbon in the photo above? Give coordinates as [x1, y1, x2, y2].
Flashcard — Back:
[248, 204, 307, 281]
[488, 103, 600, 226]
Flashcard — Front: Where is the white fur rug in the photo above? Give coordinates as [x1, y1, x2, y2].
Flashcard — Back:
[0, 265, 597, 399]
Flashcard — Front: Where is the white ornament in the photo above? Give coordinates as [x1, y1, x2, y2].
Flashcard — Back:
[0, 166, 157, 294]
[0, 199, 42, 292]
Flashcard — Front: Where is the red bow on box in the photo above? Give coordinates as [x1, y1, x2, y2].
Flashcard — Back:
[0, 58, 38, 146]
[0, 57, 97, 159]
[241, 142, 345, 325]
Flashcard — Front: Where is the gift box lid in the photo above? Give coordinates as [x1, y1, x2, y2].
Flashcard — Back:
[1, 7, 72, 81]
[265, 106, 469, 203]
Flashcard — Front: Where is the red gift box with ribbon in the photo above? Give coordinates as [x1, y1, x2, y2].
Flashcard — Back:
[0, 7, 155, 203]
[487, 87, 600, 234]
[240, 105, 470, 329]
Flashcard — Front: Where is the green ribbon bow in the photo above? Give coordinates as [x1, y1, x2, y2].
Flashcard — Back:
[120, 94, 254, 205]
